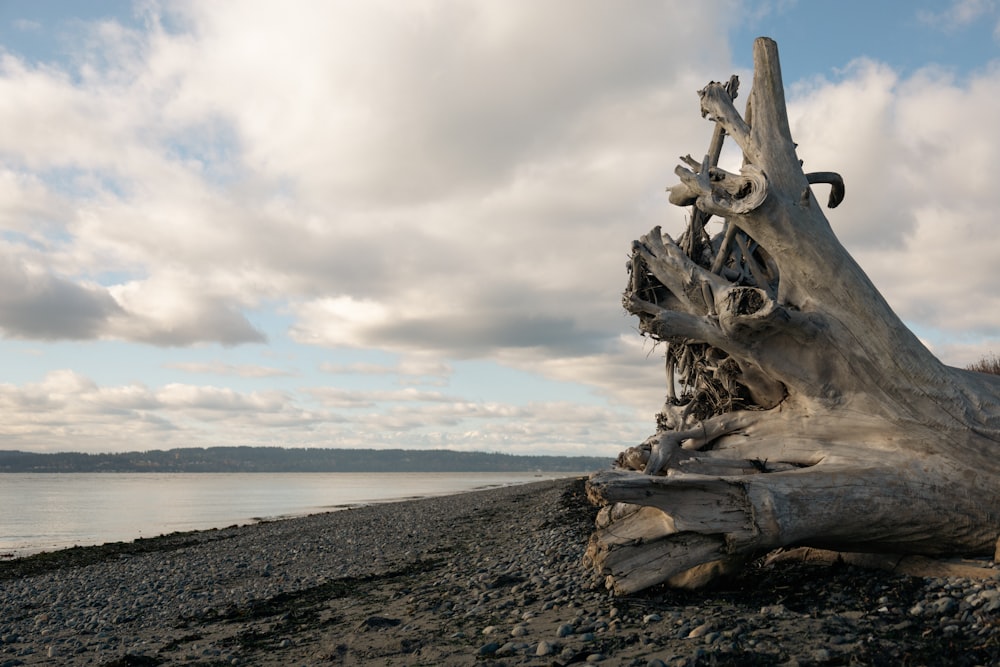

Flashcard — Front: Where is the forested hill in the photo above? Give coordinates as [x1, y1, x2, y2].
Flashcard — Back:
[0, 447, 611, 473]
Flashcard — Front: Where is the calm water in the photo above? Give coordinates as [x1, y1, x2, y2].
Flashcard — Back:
[0, 472, 572, 558]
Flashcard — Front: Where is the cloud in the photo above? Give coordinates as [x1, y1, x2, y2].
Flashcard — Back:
[0, 53, 134, 171]
[319, 357, 453, 386]
[0, 370, 318, 451]
[0, 238, 265, 345]
[0, 246, 123, 339]
[364, 399, 642, 455]
[495, 334, 668, 412]
[12, 19, 42, 32]
[155, 384, 287, 412]
[103, 274, 266, 346]
[918, 0, 998, 32]
[164, 361, 295, 378]
[0, 169, 68, 235]
[787, 60, 914, 250]
[0, 0, 739, 358]
[0, 370, 634, 455]
[0, 0, 743, 454]
[787, 60, 1000, 354]
[930, 339, 1000, 367]
[156, 1, 738, 204]
[5, 1, 1000, 455]
[305, 386, 458, 410]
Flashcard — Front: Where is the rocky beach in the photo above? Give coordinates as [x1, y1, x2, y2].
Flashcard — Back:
[2, 477, 999, 666]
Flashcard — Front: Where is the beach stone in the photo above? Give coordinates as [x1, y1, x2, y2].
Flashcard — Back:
[978, 589, 1000, 605]
[687, 622, 713, 638]
[812, 648, 832, 662]
[478, 641, 500, 656]
[556, 623, 575, 637]
[643, 613, 662, 624]
[929, 597, 958, 616]
[535, 640, 555, 656]
[497, 641, 519, 656]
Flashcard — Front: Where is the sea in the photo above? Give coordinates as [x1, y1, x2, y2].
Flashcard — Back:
[0, 472, 577, 559]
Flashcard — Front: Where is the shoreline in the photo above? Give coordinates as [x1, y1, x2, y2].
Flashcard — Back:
[1, 471, 585, 560]
[2, 477, 999, 665]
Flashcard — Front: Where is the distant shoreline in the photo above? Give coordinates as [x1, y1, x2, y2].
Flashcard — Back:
[0, 469, 600, 474]
[0, 445, 612, 473]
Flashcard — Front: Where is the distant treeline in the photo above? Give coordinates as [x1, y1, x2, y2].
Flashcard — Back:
[0, 447, 611, 473]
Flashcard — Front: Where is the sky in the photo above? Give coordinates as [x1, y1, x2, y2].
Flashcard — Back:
[0, 0, 999, 457]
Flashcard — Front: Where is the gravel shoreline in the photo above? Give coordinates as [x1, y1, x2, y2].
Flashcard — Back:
[2, 477, 999, 666]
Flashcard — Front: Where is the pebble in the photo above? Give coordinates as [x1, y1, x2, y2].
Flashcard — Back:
[687, 621, 712, 638]
[928, 596, 958, 615]
[478, 641, 500, 655]
[536, 640, 555, 656]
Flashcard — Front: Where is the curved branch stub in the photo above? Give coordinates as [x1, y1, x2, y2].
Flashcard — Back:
[671, 162, 768, 218]
[806, 171, 846, 208]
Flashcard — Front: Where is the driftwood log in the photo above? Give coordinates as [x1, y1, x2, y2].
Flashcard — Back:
[585, 37, 1000, 594]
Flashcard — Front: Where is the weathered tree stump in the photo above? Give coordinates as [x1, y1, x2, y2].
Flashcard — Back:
[585, 37, 1000, 594]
